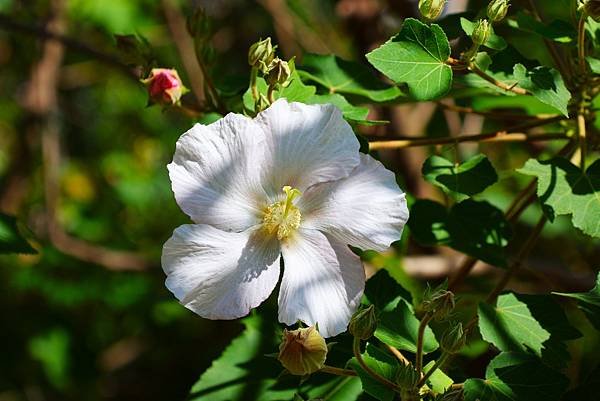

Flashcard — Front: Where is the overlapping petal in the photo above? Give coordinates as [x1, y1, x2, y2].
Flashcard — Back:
[278, 229, 365, 337]
[255, 99, 360, 196]
[299, 154, 408, 251]
[162, 224, 281, 319]
[168, 113, 269, 232]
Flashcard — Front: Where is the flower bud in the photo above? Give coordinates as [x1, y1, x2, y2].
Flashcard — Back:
[584, 0, 600, 22]
[487, 0, 510, 23]
[348, 305, 377, 340]
[266, 58, 293, 88]
[472, 19, 491, 45]
[418, 0, 447, 21]
[440, 322, 466, 354]
[248, 37, 276, 74]
[422, 288, 455, 321]
[141, 68, 187, 106]
[278, 326, 327, 376]
[187, 7, 211, 39]
[396, 362, 420, 389]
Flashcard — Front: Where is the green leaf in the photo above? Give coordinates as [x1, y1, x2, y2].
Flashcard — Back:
[464, 352, 569, 401]
[364, 270, 438, 354]
[518, 157, 600, 237]
[348, 343, 398, 401]
[460, 17, 507, 50]
[508, 13, 576, 44]
[308, 93, 379, 125]
[513, 64, 570, 116]
[299, 54, 403, 102]
[303, 377, 364, 401]
[478, 293, 551, 356]
[586, 57, 600, 74]
[367, 18, 452, 100]
[423, 360, 453, 394]
[554, 273, 600, 330]
[408, 199, 512, 266]
[375, 299, 439, 354]
[422, 154, 498, 199]
[188, 315, 296, 401]
[0, 212, 36, 254]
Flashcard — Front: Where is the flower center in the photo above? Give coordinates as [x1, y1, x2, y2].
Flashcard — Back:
[263, 186, 302, 240]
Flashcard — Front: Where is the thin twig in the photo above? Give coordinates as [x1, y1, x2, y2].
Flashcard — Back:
[415, 313, 432, 375]
[577, 112, 587, 170]
[385, 344, 410, 365]
[578, 13, 588, 74]
[320, 365, 358, 377]
[468, 64, 529, 95]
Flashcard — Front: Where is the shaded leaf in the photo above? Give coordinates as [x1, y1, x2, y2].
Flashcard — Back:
[348, 343, 398, 401]
[464, 352, 569, 401]
[367, 18, 452, 100]
[0, 213, 36, 254]
[299, 54, 403, 102]
[554, 272, 600, 330]
[513, 64, 570, 116]
[408, 199, 512, 266]
[508, 13, 576, 44]
[519, 157, 600, 237]
[422, 154, 498, 199]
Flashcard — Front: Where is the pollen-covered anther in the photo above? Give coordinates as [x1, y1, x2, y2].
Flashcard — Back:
[263, 186, 302, 240]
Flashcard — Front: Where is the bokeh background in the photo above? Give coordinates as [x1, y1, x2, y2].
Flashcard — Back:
[0, 0, 598, 400]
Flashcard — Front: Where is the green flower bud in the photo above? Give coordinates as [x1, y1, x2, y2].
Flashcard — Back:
[418, 0, 447, 21]
[472, 19, 491, 46]
[584, 0, 600, 22]
[348, 305, 377, 340]
[440, 322, 466, 354]
[396, 362, 420, 389]
[487, 0, 510, 23]
[422, 287, 455, 321]
[278, 326, 328, 376]
[248, 37, 276, 74]
[266, 58, 293, 87]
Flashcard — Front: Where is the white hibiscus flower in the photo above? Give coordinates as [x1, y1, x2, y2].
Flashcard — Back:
[161, 99, 409, 337]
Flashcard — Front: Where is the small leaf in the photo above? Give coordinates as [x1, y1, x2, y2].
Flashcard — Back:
[0, 213, 36, 254]
[299, 54, 403, 102]
[464, 352, 569, 401]
[422, 154, 498, 199]
[513, 64, 570, 116]
[408, 199, 512, 266]
[348, 343, 398, 401]
[554, 273, 600, 330]
[586, 57, 600, 74]
[519, 157, 600, 238]
[460, 17, 507, 50]
[423, 360, 453, 394]
[367, 18, 452, 100]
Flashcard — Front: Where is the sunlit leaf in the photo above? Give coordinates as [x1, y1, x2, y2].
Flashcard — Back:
[513, 64, 570, 116]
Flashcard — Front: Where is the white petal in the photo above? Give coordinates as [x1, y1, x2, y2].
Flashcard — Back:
[168, 113, 269, 232]
[278, 229, 365, 337]
[256, 99, 360, 196]
[162, 224, 280, 319]
[299, 154, 408, 252]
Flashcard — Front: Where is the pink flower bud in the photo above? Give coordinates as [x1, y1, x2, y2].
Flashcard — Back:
[141, 68, 187, 106]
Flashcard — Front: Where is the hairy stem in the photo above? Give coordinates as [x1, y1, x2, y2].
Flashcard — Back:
[578, 13, 587, 73]
[250, 67, 259, 104]
[415, 313, 433, 375]
[352, 337, 400, 392]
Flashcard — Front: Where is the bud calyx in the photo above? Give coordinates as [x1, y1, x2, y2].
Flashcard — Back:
[487, 0, 510, 23]
[418, 0, 447, 21]
[278, 326, 327, 376]
[348, 305, 377, 340]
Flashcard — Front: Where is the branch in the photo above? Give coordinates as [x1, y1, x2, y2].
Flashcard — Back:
[468, 64, 529, 95]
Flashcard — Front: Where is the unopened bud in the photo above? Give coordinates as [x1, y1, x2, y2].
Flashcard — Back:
[141, 68, 187, 106]
[584, 0, 600, 22]
[248, 37, 276, 74]
[440, 322, 466, 354]
[348, 305, 377, 340]
[266, 58, 293, 87]
[396, 362, 420, 389]
[472, 19, 491, 45]
[422, 288, 455, 321]
[487, 0, 510, 23]
[418, 0, 447, 21]
[278, 326, 327, 376]
[187, 8, 211, 38]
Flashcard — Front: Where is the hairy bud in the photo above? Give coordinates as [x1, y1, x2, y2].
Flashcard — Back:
[584, 0, 600, 22]
[418, 0, 447, 21]
[487, 0, 510, 23]
[396, 362, 420, 389]
[440, 322, 466, 354]
[422, 287, 455, 321]
[348, 305, 377, 340]
[472, 19, 491, 45]
[278, 326, 327, 376]
[266, 58, 294, 87]
[248, 37, 277, 74]
[141, 68, 187, 106]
